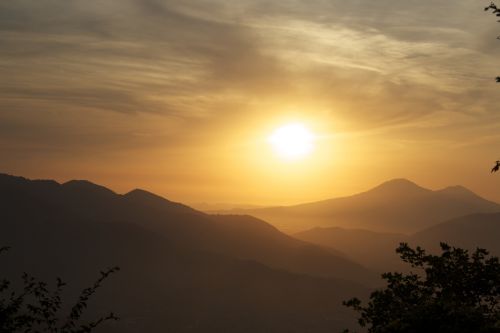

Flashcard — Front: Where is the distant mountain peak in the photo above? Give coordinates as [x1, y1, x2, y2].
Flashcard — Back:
[0, 173, 26, 181]
[439, 185, 473, 194]
[437, 185, 493, 202]
[125, 188, 170, 202]
[62, 179, 116, 196]
[381, 178, 419, 186]
[124, 188, 197, 212]
[0, 173, 60, 187]
[370, 178, 429, 195]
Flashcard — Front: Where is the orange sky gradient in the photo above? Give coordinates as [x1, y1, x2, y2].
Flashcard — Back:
[1, 0, 500, 205]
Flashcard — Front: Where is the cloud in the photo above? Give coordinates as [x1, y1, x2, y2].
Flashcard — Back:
[0, 0, 289, 117]
[1, 0, 499, 155]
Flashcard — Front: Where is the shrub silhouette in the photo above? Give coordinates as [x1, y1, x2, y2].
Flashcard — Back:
[0, 247, 119, 333]
[343, 243, 500, 333]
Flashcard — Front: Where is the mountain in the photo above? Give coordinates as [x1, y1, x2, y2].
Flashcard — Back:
[222, 179, 500, 233]
[0, 173, 374, 283]
[409, 212, 500, 255]
[1, 203, 364, 333]
[209, 214, 362, 279]
[295, 227, 406, 272]
[295, 212, 500, 274]
[0, 173, 371, 332]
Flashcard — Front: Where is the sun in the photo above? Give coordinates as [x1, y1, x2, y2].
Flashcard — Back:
[268, 123, 316, 160]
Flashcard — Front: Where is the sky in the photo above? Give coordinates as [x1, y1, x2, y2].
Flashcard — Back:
[1, 0, 500, 205]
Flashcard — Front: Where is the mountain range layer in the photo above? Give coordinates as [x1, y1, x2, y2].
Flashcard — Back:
[0, 173, 368, 333]
[217, 178, 500, 233]
[2, 173, 499, 332]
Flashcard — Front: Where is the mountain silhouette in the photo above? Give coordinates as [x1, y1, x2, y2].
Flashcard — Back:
[0, 173, 374, 283]
[209, 214, 365, 280]
[295, 227, 406, 272]
[221, 179, 500, 233]
[409, 212, 500, 255]
[295, 211, 500, 273]
[63, 179, 117, 196]
[0, 173, 371, 332]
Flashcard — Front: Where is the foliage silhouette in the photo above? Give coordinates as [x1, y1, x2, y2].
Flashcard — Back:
[343, 243, 500, 333]
[491, 160, 500, 173]
[484, 3, 500, 172]
[0, 246, 119, 333]
[485, 2, 500, 82]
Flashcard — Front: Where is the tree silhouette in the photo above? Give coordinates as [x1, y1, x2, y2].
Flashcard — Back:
[485, 3, 500, 173]
[343, 243, 500, 333]
[0, 246, 119, 333]
[485, 2, 500, 82]
[492, 160, 500, 173]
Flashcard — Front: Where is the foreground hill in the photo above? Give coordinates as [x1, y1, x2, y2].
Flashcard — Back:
[0, 173, 371, 332]
[221, 179, 500, 233]
[1, 205, 364, 333]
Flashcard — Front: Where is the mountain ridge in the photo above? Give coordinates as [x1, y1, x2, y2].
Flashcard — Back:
[0, 172, 375, 285]
[0, 172, 373, 331]
[409, 212, 500, 254]
[215, 178, 500, 233]
[295, 211, 500, 273]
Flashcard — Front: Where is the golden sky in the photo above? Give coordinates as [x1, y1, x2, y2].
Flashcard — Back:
[1, 0, 500, 205]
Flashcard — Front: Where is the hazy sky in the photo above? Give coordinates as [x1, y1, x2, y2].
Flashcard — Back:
[1, 0, 500, 205]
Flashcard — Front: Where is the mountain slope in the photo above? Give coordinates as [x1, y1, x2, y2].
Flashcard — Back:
[295, 227, 406, 272]
[295, 212, 500, 273]
[210, 214, 366, 280]
[409, 212, 500, 255]
[1, 202, 365, 333]
[0, 173, 374, 284]
[0, 172, 372, 332]
[224, 179, 500, 233]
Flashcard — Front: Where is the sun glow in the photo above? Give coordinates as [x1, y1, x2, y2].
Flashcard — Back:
[268, 123, 316, 160]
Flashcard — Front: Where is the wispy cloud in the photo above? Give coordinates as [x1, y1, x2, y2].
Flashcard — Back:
[1, 0, 500, 202]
